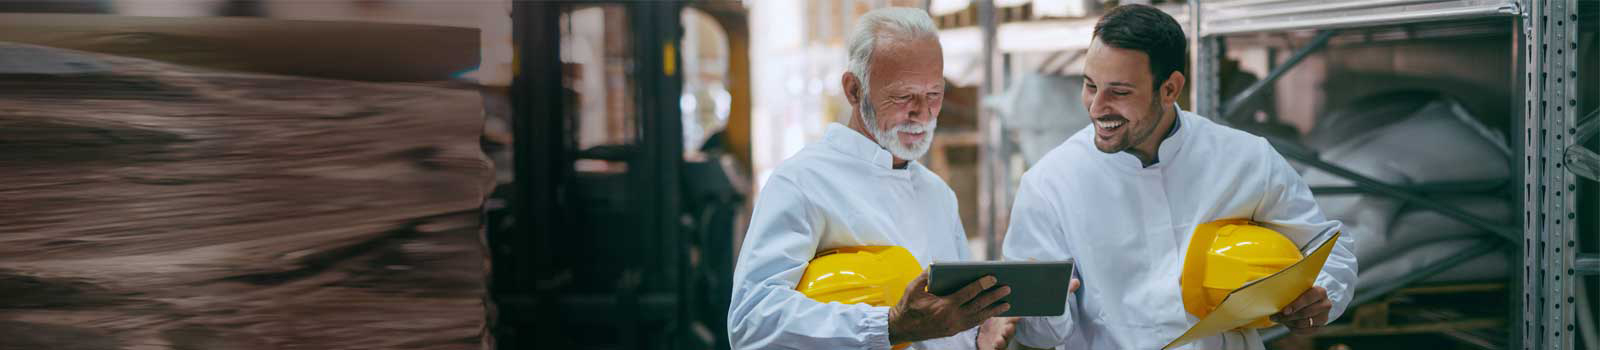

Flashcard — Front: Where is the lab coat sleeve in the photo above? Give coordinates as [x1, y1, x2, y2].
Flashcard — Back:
[727, 175, 894, 350]
[1000, 177, 1079, 349]
[1253, 139, 1359, 323]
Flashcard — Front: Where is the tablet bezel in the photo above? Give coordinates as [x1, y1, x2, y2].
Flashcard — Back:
[927, 260, 1075, 317]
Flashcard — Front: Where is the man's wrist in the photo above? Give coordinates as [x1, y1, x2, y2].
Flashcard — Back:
[886, 306, 906, 344]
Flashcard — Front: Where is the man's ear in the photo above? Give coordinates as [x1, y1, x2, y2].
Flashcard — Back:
[842, 72, 862, 106]
[1161, 71, 1186, 104]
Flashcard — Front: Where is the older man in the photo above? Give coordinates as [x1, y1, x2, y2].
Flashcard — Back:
[1002, 5, 1358, 350]
[727, 7, 1017, 350]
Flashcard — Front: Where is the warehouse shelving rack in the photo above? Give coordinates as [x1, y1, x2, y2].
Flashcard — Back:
[1189, 0, 1597, 348]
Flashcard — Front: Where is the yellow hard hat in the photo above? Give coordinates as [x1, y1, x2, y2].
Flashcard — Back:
[1180, 219, 1304, 329]
[797, 246, 921, 349]
[797, 245, 923, 307]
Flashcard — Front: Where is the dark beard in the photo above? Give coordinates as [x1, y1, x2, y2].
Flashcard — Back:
[1124, 97, 1167, 151]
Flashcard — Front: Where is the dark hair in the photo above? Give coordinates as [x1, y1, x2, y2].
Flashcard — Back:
[1092, 4, 1188, 89]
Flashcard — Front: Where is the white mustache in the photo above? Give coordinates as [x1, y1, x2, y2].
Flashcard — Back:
[887, 122, 934, 134]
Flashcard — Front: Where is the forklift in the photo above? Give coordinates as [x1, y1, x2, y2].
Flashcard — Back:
[489, 2, 747, 349]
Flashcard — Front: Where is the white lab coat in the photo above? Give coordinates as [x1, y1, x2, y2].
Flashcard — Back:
[728, 123, 980, 349]
[1002, 109, 1358, 349]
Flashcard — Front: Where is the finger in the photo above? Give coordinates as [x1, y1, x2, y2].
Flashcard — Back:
[975, 301, 1012, 321]
[984, 338, 1005, 350]
[904, 271, 931, 297]
[1279, 314, 1320, 328]
[1000, 320, 1017, 337]
[1285, 299, 1331, 321]
[1280, 287, 1324, 316]
[1068, 278, 1081, 293]
[1287, 317, 1320, 335]
[948, 275, 999, 304]
[983, 317, 1018, 341]
[964, 285, 1013, 311]
[1280, 292, 1314, 317]
[1282, 312, 1326, 329]
[1280, 313, 1318, 329]
[1275, 312, 1307, 326]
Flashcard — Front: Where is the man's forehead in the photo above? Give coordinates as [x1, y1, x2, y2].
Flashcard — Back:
[1084, 40, 1150, 86]
[874, 33, 941, 53]
[869, 38, 944, 91]
[879, 78, 944, 92]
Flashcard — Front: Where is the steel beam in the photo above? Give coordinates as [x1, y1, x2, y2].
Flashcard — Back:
[1562, 109, 1599, 180]
[1201, 0, 1520, 36]
[1265, 137, 1522, 241]
[1310, 180, 1508, 195]
[1220, 30, 1335, 119]
[1578, 253, 1598, 275]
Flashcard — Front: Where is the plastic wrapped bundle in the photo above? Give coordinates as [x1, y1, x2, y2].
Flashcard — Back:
[1299, 92, 1512, 284]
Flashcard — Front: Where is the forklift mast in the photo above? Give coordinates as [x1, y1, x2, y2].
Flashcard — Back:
[492, 2, 738, 349]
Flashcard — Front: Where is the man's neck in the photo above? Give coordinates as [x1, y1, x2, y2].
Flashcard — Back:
[1127, 105, 1177, 167]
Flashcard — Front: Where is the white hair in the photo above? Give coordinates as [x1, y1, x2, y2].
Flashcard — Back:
[845, 7, 939, 104]
[845, 8, 940, 161]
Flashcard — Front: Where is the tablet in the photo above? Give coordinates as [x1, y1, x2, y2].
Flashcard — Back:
[927, 260, 1074, 317]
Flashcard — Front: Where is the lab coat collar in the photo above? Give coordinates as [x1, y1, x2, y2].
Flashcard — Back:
[823, 123, 905, 171]
[1107, 103, 1191, 170]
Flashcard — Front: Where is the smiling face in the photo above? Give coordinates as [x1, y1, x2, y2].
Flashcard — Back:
[1082, 39, 1166, 155]
[844, 35, 945, 165]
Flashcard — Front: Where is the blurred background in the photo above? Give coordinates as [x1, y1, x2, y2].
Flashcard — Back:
[1, 0, 1597, 349]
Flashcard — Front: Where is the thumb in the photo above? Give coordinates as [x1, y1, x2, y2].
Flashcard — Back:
[904, 270, 930, 296]
[1069, 278, 1081, 293]
[1000, 318, 1018, 335]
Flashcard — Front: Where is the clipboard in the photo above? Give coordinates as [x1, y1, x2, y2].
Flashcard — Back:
[1162, 231, 1342, 349]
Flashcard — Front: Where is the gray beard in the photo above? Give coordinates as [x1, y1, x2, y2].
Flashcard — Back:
[860, 99, 936, 161]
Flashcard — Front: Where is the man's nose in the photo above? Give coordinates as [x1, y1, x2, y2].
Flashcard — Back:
[1087, 91, 1113, 117]
[907, 95, 933, 123]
